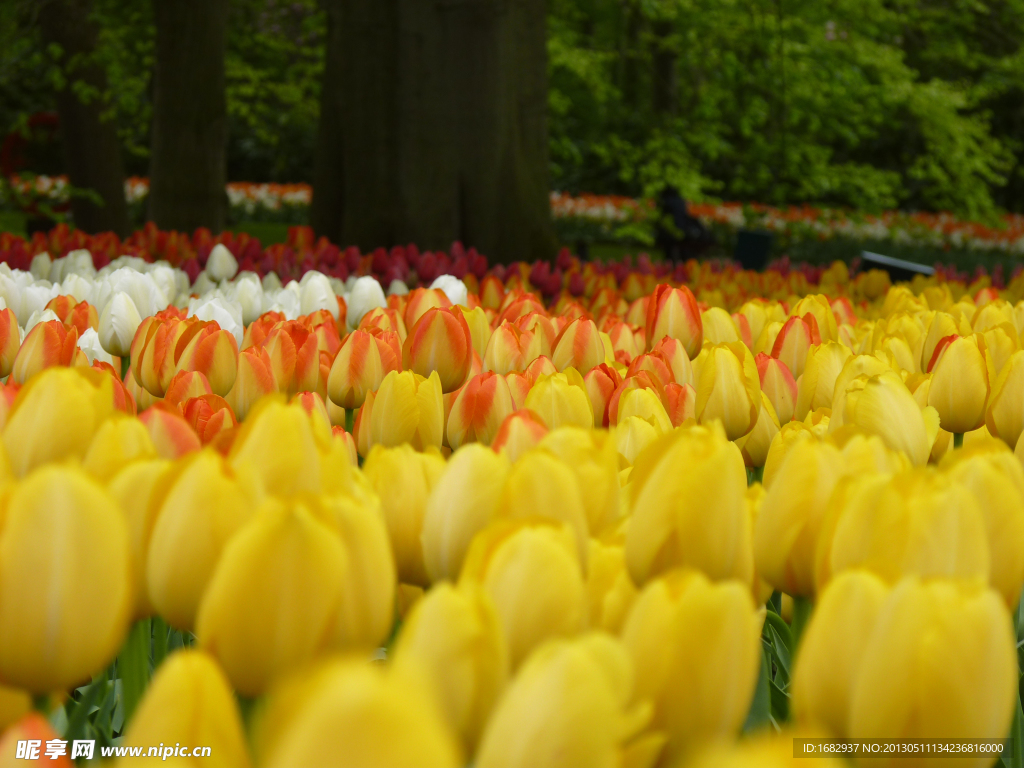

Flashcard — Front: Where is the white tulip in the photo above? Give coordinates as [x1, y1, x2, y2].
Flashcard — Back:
[187, 295, 244, 347]
[387, 279, 409, 297]
[192, 270, 217, 296]
[77, 328, 115, 366]
[233, 274, 264, 325]
[105, 267, 167, 319]
[99, 291, 143, 357]
[30, 253, 52, 281]
[299, 272, 338, 319]
[62, 249, 97, 279]
[346, 276, 386, 328]
[20, 284, 57, 327]
[430, 274, 468, 307]
[261, 288, 300, 320]
[0, 274, 22, 323]
[23, 309, 60, 335]
[61, 273, 94, 304]
[206, 243, 238, 282]
[262, 271, 283, 292]
[147, 264, 179, 307]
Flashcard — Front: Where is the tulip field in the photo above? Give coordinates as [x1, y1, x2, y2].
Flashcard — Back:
[0, 226, 1023, 767]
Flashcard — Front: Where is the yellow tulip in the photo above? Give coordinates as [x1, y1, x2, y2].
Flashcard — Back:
[986, 349, 1024, 449]
[625, 424, 753, 588]
[0, 683, 30, 733]
[82, 414, 156, 482]
[523, 369, 594, 430]
[475, 633, 658, 768]
[683, 730, 847, 768]
[790, 294, 839, 342]
[735, 391, 781, 468]
[108, 458, 174, 619]
[460, 520, 586, 669]
[920, 310, 965, 371]
[794, 342, 851, 421]
[196, 498, 348, 696]
[745, 482, 773, 605]
[255, 658, 462, 768]
[941, 439, 1024, 607]
[791, 570, 890, 736]
[586, 538, 638, 634]
[229, 396, 349, 498]
[2, 366, 114, 477]
[363, 444, 447, 586]
[620, 569, 762, 764]
[614, 415, 662, 465]
[825, 353, 893, 432]
[696, 342, 761, 440]
[146, 449, 259, 631]
[814, 469, 989, 592]
[117, 650, 251, 768]
[366, 369, 444, 452]
[761, 421, 818, 489]
[421, 444, 511, 583]
[0, 466, 131, 693]
[538, 427, 621, 534]
[842, 371, 939, 467]
[391, 583, 508, 751]
[754, 438, 845, 596]
[928, 334, 990, 434]
[848, 578, 1015, 765]
[701, 306, 740, 344]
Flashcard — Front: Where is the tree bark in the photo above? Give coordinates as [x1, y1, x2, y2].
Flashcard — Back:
[309, 0, 346, 244]
[314, 0, 556, 264]
[148, 0, 229, 233]
[38, 0, 131, 237]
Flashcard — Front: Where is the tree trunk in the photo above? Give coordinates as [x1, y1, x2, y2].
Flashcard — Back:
[309, 0, 346, 244]
[38, 0, 131, 237]
[314, 0, 556, 264]
[148, 0, 229, 233]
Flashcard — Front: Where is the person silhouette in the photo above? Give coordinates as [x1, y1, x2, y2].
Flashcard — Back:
[654, 186, 711, 263]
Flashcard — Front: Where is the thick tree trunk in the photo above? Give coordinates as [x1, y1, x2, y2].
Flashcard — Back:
[148, 0, 229, 233]
[314, 0, 556, 264]
[38, 0, 131, 237]
[309, 0, 346, 244]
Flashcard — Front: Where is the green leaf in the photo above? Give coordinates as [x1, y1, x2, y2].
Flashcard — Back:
[743, 640, 772, 733]
[1002, 690, 1023, 768]
[769, 677, 790, 723]
[768, 625, 792, 683]
[64, 675, 104, 743]
[118, 618, 151, 729]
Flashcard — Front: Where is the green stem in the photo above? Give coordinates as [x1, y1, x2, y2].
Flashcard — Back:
[345, 406, 356, 434]
[120, 355, 132, 381]
[119, 618, 152, 727]
[953, 432, 964, 449]
[789, 595, 814, 658]
[152, 615, 169, 670]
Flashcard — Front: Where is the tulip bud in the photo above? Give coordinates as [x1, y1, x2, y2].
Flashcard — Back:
[771, 314, 820, 378]
[119, 650, 251, 767]
[701, 306, 741, 344]
[791, 570, 890, 737]
[3, 367, 115, 477]
[583, 363, 622, 427]
[475, 633, 654, 768]
[650, 335, 693, 387]
[625, 424, 753, 587]
[147, 449, 259, 630]
[447, 372, 516, 449]
[139, 406, 202, 459]
[329, 329, 389, 409]
[255, 658, 462, 768]
[483, 321, 531, 375]
[454, 305, 492, 360]
[841, 371, 940, 467]
[196, 498, 349, 696]
[755, 352, 797, 424]
[585, 539, 638, 633]
[848, 578, 1015, 752]
[176, 325, 239, 397]
[422, 444, 511, 582]
[362, 444, 447, 587]
[523, 370, 593, 430]
[986, 349, 1024, 449]
[0, 307, 19, 378]
[736, 392, 782, 468]
[754, 438, 845, 596]
[227, 346, 277, 421]
[794, 342, 852, 421]
[206, 243, 239, 281]
[645, 284, 703, 358]
[392, 583, 508, 751]
[539, 427, 621, 534]
[164, 369, 213, 408]
[940, 440, 1024, 607]
[403, 307, 473, 393]
[696, 342, 761, 441]
[10, 319, 81, 385]
[620, 569, 762, 764]
[928, 334, 990, 434]
[491, 409, 548, 462]
[257, 321, 319, 396]
[82, 414, 156, 482]
[99, 291, 142, 357]
[790, 294, 838, 342]
[366, 370, 444, 452]
[0, 466, 131, 693]
[460, 520, 586, 669]
[550, 317, 603, 374]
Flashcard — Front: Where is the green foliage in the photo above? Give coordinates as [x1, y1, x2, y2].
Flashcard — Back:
[548, 0, 1024, 216]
